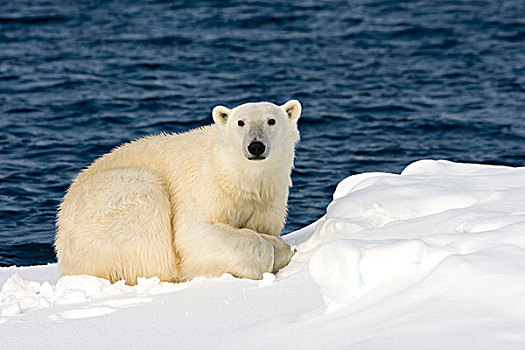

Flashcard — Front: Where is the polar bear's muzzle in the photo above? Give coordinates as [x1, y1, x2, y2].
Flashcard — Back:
[247, 141, 267, 160]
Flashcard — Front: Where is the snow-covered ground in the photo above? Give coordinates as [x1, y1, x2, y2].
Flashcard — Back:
[2, 160, 525, 349]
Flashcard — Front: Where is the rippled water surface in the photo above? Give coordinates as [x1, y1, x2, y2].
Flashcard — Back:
[1, 0, 524, 266]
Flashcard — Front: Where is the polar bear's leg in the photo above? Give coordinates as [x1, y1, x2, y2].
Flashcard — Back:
[56, 167, 178, 285]
[175, 221, 274, 280]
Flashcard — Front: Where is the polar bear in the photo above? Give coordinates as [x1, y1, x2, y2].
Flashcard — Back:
[55, 100, 301, 285]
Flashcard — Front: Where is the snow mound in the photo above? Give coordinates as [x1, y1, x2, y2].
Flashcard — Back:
[305, 160, 525, 311]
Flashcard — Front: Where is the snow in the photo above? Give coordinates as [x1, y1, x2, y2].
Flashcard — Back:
[0, 272, 188, 318]
[2, 160, 525, 349]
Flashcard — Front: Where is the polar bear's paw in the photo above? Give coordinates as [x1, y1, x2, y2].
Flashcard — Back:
[261, 234, 295, 273]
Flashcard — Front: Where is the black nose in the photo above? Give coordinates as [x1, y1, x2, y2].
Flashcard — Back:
[248, 141, 266, 156]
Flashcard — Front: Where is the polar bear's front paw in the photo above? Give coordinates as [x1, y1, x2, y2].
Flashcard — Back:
[260, 234, 295, 273]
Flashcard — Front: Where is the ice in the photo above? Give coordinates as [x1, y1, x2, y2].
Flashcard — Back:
[1, 160, 525, 349]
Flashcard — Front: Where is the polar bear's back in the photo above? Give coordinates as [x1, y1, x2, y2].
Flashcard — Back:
[84, 125, 218, 180]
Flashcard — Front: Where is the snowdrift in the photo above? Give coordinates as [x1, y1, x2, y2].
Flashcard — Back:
[2, 160, 525, 349]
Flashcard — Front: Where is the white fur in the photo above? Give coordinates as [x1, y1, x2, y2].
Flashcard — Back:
[55, 101, 301, 285]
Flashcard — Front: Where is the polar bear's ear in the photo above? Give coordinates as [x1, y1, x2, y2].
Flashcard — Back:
[281, 100, 301, 122]
[212, 105, 231, 126]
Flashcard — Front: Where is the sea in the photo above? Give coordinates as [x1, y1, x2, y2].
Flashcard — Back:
[1, 0, 524, 266]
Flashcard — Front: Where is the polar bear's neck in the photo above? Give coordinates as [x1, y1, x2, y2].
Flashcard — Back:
[211, 141, 294, 204]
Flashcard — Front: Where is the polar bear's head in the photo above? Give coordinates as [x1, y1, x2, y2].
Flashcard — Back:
[212, 100, 301, 163]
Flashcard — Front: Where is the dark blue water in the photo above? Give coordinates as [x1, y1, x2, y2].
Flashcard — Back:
[1, 0, 524, 267]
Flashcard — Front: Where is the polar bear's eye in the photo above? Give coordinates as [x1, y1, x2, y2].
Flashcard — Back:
[268, 119, 276, 126]
[237, 120, 245, 127]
